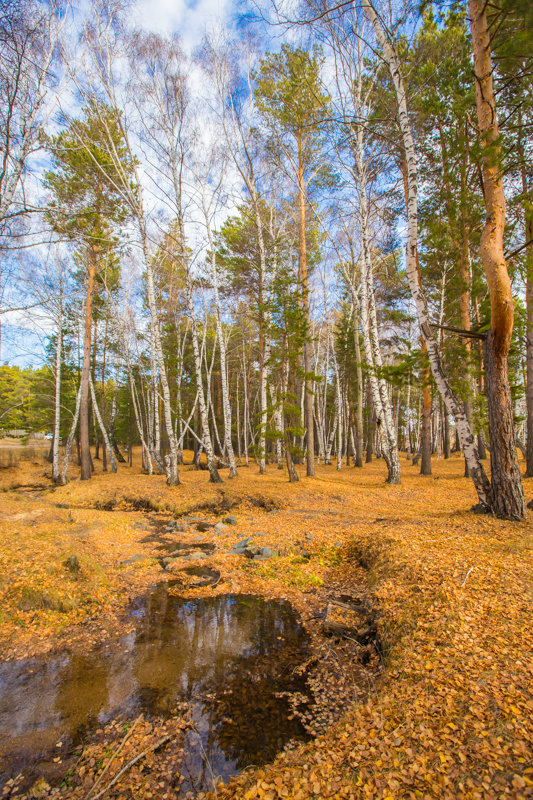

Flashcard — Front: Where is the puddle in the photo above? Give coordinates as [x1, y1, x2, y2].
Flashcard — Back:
[0, 588, 311, 796]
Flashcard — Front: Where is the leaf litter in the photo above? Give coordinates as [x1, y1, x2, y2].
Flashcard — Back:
[0, 452, 531, 799]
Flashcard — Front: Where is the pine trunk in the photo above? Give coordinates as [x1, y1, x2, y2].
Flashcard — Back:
[80, 246, 97, 481]
[468, 0, 525, 518]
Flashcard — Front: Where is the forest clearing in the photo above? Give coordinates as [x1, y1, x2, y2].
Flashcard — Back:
[0, 451, 531, 799]
[1, 0, 533, 796]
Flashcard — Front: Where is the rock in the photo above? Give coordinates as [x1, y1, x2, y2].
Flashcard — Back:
[235, 538, 253, 549]
[304, 533, 314, 541]
[334, 542, 342, 548]
[223, 515, 237, 525]
[268, 509, 279, 515]
[214, 522, 228, 533]
[259, 546, 277, 558]
[527, 498, 533, 510]
[185, 550, 210, 560]
[120, 554, 147, 566]
[248, 546, 277, 560]
[244, 544, 263, 558]
[64, 554, 80, 573]
[254, 531, 267, 536]
[196, 521, 214, 532]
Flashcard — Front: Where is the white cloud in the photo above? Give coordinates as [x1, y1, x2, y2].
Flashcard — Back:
[132, 0, 232, 49]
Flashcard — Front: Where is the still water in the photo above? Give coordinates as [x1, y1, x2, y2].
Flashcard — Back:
[0, 587, 311, 795]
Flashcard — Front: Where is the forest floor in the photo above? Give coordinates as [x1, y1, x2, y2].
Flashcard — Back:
[0, 451, 531, 800]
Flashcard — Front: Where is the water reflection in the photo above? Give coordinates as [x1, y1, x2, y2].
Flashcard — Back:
[0, 589, 310, 795]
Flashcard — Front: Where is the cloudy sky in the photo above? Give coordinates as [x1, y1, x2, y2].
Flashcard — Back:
[133, 0, 233, 41]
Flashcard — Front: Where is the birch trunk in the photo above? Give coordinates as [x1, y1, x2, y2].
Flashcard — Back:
[61, 384, 82, 485]
[271, 384, 284, 469]
[89, 374, 117, 472]
[123, 335, 152, 475]
[353, 301, 364, 467]
[52, 304, 62, 484]
[80, 245, 97, 480]
[332, 342, 343, 471]
[204, 216, 237, 478]
[203, 197, 237, 476]
[405, 377, 412, 460]
[363, 0, 491, 508]
[143, 231, 179, 484]
[243, 346, 249, 466]
[518, 113, 533, 477]
[185, 270, 221, 483]
[348, 43, 400, 483]
[109, 386, 126, 463]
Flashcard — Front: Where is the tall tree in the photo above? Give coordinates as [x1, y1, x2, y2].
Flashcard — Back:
[360, 0, 492, 508]
[467, 0, 525, 518]
[45, 101, 132, 480]
[255, 45, 330, 477]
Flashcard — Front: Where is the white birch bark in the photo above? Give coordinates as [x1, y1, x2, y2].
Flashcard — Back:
[52, 301, 62, 484]
[242, 345, 249, 466]
[185, 269, 221, 483]
[332, 343, 343, 471]
[349, 41, 401, 484]
[61, 384, 81, 485]
[201, 189, 237, 476]
[122, 330, 153, 474]
[71, 30, 180, 485]
[141, 225, 179, 484]
[362, 0, 491, 507]
[89, 374, 117, 473]
[326, 414, 337, 465]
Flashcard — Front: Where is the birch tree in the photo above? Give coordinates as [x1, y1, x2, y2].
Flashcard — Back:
[77, 19, 183, 484]
[0, 0, 66, 242]
[45, 103, 132, 481]
[358, 0, 493, 509]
